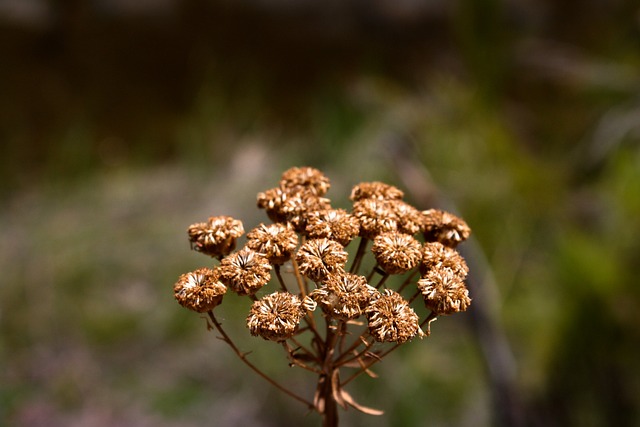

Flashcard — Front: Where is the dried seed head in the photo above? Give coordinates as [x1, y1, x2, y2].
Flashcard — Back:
[421, 241, 469, 279]
[417, 267, 471, 315]
[371, 232, 422, 275]
[350, 181, 404, 202]
[295, 238, 349, 283]
[366, 289, 424, 343]
[247, 292, 305, 342]
[279, 166, 331, 196]
[187, 216, 244, 257]
[390, 200, 424, 236]
[174, 267, 226, 312]
[246, 223, 299, 265]
[218, 247, 272, 296]
[421, 209, 471, 247]
[257, 187, 330, 232]
[311, 272, 378, 320]
[352, 198, 399, 239]
[305, 208, 360, 246]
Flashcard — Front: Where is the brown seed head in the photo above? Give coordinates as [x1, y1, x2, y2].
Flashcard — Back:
[218, 248, 272, 296]
[420, 241, 469, 279]
[305, 208, 360, 246]
[390, 200, 424, 236]
[295, 238, 348, 283]
[350, 181, 404, 202]
[371, 232, 422, 275]
[187, 216, 244, 257]
[366, 289, 424, 343]
[352, 198, 399, 239]
[174, 267, 226, 312]
[421, 209, 471, 247]
[247, 292, 305, 342]
[279, 166, 331, 196]
[417, 266, 471, 315]
[311, 272, 378, 320]
[257, 187, 330, 232]
[246, 223, 299, 265]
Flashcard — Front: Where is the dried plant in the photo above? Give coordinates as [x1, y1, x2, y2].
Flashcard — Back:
[173, 166, 472, 426]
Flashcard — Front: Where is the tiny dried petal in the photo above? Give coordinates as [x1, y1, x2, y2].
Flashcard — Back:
[371, 232, 422, 275]
[366, 289, 424, 343]
[311, 272, 378, 320]
[352, 199, 399, 239]
[421, 241, 469, 279]
[421, 209, 471, 247]
[295, 238, 348, 283]
[417, 267, 471, 315]
[350, 181, 404, 202]
[174, 267, 226, 312]
[280, 166, 331, 196]
[247, 292, 305, 342]
[246, 223, 299, 265]
[218, 248, 272, 296]
[187, 216, 244, 257]
[305, 209, 360, 246]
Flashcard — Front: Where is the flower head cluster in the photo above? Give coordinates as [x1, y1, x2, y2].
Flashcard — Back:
[247, 292, 306, 341]
[188, 216, 244, 257]
[174, 267, 226, 312]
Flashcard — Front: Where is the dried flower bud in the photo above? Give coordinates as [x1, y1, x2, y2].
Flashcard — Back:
[246, 223, 299, 265]
[174, 267, 226, 312]
[417, 267, 471, 315]
[352, 199, 399, 239]
[421, 209, 471, 247]
[311, 272, 378, 320]
[247, 292, 305, 342]
[390, 200, 423, 236]
[257, 187, 330, 232]
[305, 209, 360, 246]
[421, 241, 469, 279]
[371, 232, 422, 275]
[350, 181, 404, 202]
[279, 166, 331, 196]
[366, 289, 424, 343]
[295, 238, 348, 283]
[218, 248, 272, 296]
[187, 216, 244, 257]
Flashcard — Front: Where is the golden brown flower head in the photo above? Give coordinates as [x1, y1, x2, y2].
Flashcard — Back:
[366, 289, 425, 343]
[371, 232, 422, 275]
[187, 216, 244, 258]
[390, 200, 424, 236]
[420, 241, 469, 279]
[218, 248, 272, 296]
[246, 223, 299, 265]
[257, 187, 330, 232]
[247, 292, 305, 342]
[311, 272, 378, 320]
[352, 199, 399, 239]
[350, 181, 404, 202]
[305, 208, 360, 246]
[421, 209, 471, 247]
[279, 166, 331, 196]
[417, 267, 471, 315]
[295, 238, 349, 283]
[174, 267, 226, 312]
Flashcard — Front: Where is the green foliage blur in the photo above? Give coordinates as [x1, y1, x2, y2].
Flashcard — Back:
[1, 1, 639, 426]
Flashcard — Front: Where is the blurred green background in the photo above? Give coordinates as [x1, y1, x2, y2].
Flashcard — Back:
[1, 1, 640, 426]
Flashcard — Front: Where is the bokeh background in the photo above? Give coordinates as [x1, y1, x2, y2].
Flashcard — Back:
[2, 1, 640, 426]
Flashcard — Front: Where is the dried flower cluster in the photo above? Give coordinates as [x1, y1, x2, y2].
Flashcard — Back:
[173, 166, 472, 426]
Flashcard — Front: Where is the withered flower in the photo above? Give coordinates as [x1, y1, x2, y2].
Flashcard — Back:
[390, 200, 424, 236]
[305, 208, 360, 246]
[247, 292, 305, 342]
[218, 247, 272, 296]
[257, 187, 330, 232]
[187, 216, 244, 257]
[350, 181, 404, 202]
[421, 209, 471, 247]
[366, 289, 424, 343]
[279, 166, 331, 196]
[371, 232, 422, 275]
[420, 241, 469, 279]
[246, 223, 299, 265]
[417, 267, 471, 315]
[295, 238, 348, 283]
[174, 267, 226, 312]
[352, 199, 399, 239]
[311, 272, 378, 320]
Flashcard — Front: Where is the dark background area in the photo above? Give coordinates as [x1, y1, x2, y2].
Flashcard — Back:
[1, 0, 640, 426]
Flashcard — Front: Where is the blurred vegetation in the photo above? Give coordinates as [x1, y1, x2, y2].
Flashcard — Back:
[1, 0, 640, 426]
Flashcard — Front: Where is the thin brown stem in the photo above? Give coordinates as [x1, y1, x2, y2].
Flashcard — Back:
[349, 237, 368, 274]
[274, 264, 289, 292]
[340, 342, 402, 387]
